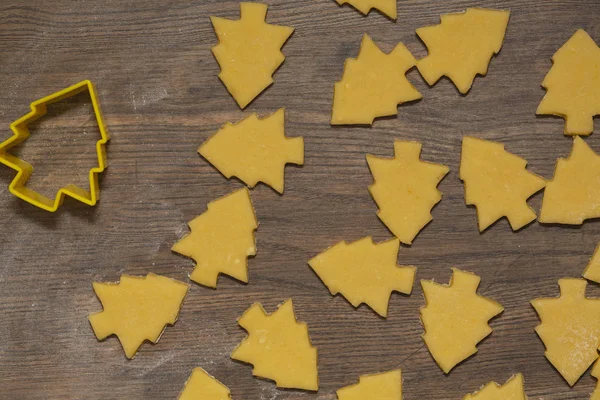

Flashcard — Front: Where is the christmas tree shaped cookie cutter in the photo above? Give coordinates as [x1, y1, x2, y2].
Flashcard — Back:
[0, 80, 110, 212]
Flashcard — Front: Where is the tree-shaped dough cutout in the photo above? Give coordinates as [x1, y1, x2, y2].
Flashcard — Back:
[591, 360, 600, 400]
[211, 3, 294, 109]
[172, 187, 258, 288]
[88, 273, 189, 359]
[584, 243, 600, 284]
[539, 136, 600, 225]
[460, 136, 546, 231]
[420, 268, 504, 373]
[178, 368, 232, 400]
[331, 34, 421, 125]
[199, 109, 304, 193]
[367, 141, 449, 245]
[309, 237, 415, 317]
[537, 30, 600, 136]
[531, 278, 600, 386]
[463, 374, 527, 400]
[416, 8, 510, 94]
[231, 299, 318, 391]
[334, 0, 397, 20]
[337, 369, 402, 400]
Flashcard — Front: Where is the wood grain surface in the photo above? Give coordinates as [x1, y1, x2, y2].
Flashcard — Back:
[1, 1, 600, 399]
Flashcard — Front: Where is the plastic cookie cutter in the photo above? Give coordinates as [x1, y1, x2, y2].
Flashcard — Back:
[0, 80, 110, 212]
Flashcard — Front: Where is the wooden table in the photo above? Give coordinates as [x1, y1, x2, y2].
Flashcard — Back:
[1, 1, 600, 398]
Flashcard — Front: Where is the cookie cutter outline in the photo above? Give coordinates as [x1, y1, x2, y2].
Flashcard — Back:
[0, 80, 110, 212]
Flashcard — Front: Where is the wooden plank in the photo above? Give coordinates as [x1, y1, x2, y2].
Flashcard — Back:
[0, 0, 599, 398]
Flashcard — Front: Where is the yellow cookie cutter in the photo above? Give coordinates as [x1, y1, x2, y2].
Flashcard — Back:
[0, 80, 110, 212]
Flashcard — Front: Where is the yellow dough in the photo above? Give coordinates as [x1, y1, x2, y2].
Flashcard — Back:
[537, 30, 600, 136]
[211, 3, 294, 109]
[460, 136, 546, 231]
[172, 188, 257, 288]
[367, 141, 449, 244]
[231, 299, 318, 391]
[308, 237, 416, 317]
[584, 243, 600, 283]
[88, 273, 189, 359]
[539, 136, 600, 225]
[337, 369, 402, 400]
[531, 278, 600, 386]
[536, 281, 600, 384]
[591, 360, 600, 400]
[178, 368, 232, 400]
[416, 8, 510, 94]
[335, 0, 396, 20]
[420, 268, 504, 373]
[463, 374, 527, 400]
[199, 109, 304, 193]
[331, 34, 421, 125]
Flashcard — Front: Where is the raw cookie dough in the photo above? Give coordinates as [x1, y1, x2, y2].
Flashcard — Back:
[172, 187, 257, 288]
[537, 30, 600, 136]
[211, 3, 294, 109]
[531, 278, 600, 386]
[591, 360, 600, 400]
[308, 237, 416, 317]
[416, 8, 510, 94]
[584, 243, 600, 283]
[463, 374, 527, 400]
[231, 299, 318, 391]
[337, 369, 402, 400]
[335, 0, 397, 20]
[88, 273, 189, 359]
[178, 368, 232, 400]
[199, 109, 304, 193]
[460, 136, 546, 231]
[420, 268, 504, 373]
[538, 136, 600, 225]
[367, 141, 449, 244]
[331, 34, 421, 125]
